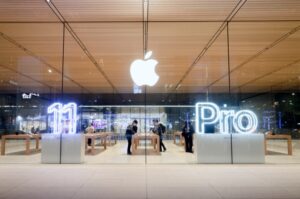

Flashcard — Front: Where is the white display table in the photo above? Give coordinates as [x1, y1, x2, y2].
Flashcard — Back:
[41, 133, 61, 164]
[195, 133, 265, 164]
[61, 134, 85, 164]
[41, 133, 84, 164]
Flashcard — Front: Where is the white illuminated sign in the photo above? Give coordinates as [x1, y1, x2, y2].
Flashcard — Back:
[130, 51, 159, 86]
[195, 102, 258, 134]
[22, 93, 40, 99]
[47, 102, 77, 134]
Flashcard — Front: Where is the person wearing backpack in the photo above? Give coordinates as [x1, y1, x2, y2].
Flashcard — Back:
[152, 119, 167, 152]
[126, 120, 138, 155]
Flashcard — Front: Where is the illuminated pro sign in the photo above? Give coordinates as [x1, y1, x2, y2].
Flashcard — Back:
[195, 102, 258, 134]
[47, 102, 77, 134]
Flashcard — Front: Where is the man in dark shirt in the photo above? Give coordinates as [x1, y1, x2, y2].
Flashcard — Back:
[152, 119, 167, 152]
[182, 121, 195, 153]
[125, 120, 138, 155]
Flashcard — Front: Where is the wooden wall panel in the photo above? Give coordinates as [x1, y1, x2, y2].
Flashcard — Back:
[53, 0, 142, 21]
[149, 0, 239, 21]
[0, 0, 58, 22]
[233, 0, 300, 21]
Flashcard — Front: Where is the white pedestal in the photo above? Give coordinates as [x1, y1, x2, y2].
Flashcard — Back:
[41, 134, 61, 164]
[195, 133, 265, 164]
[41, 133, 84, 164]
[232, 134, 265, 164]
[196, 134, 231, 164]
[61, 134, 84, 164]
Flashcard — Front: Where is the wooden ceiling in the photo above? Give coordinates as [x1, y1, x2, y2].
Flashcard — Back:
[0, 0, 299, 94]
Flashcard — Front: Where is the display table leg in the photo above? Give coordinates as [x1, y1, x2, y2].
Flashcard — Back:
[35, 138, 39, 150]
[1, 138, 5, 155]
[131, 137, 135, 154]
[288, 139, 292, 155]
[264, 138, 267, 155]
[103, 138, 107, 150]
[156, 138, 160, 153]
[91, 138, 95, 155]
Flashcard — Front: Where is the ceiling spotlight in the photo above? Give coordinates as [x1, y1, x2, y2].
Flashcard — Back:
[48, 69, 52, 73]
[9, 80, 18, 86]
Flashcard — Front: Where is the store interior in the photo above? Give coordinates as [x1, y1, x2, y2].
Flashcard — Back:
[0, 1, 299, 165]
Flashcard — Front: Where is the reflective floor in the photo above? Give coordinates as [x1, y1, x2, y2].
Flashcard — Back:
[0, 164, 300, 199]
[1, 139, 300, 164]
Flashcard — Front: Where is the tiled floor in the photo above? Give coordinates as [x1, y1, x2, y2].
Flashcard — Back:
[0, 164, 300, 199]
[1, 139, 300, 198]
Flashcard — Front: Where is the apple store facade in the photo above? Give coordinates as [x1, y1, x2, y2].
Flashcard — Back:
[0, 1, 300, 165]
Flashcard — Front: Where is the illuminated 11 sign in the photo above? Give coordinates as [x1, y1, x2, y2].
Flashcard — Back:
[47, 102, 77, 134]
[195, 102, 258, 134]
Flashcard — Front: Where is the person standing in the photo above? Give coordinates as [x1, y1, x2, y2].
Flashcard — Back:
[85, 123, 95, 146]
[152, 119, 167, 152]
[182, 121, 195, 153]
[31, 126, 35, 134]
[126, 120, 138, 155]
[35, 126, 40, 134]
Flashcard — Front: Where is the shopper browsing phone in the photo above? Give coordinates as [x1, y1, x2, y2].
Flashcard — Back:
[126, 120, 138, 155]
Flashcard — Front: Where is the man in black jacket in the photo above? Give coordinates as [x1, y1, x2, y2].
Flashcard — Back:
[152, 120, 167, 152]
[182, 121, 195, 153]
[126, 120, 138, 155]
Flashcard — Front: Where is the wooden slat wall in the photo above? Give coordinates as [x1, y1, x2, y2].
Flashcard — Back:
[68, 22, 143, 92]
[232, 0, 300, 21]
[64, 30, 112, 93]
[146, 22, 222, 93]
[149, 0, 239, 21]
[180, 28, 229, 93]
[0, 0, 58, 22]
[53, 0, 143, 21]
[0, 1, 299, 94]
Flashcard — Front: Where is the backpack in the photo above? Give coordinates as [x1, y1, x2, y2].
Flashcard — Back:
[160, 124, 166, 134]
[125, 125, 133, 135]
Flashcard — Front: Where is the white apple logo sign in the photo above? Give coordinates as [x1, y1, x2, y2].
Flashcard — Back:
[130, 51, 159, 86]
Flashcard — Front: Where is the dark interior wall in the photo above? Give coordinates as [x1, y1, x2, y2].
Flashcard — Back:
[0, 92, 240, 106]
[0, 92, 299, 134]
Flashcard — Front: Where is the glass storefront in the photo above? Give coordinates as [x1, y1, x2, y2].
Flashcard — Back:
[0, 20, 299, 164]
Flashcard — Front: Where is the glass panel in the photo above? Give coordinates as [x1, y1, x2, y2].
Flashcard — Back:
[0, 23, 63, 164]
[63, 22, 145, 163]
[0, 20, 299, 165]
[230, 22, 300, 164]
[145, 23, 229, 164]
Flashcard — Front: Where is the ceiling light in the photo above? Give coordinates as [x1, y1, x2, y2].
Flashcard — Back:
[144, 51, 152, 59]
[9, 80, 18, 86]
[48, 69, 52, 73]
